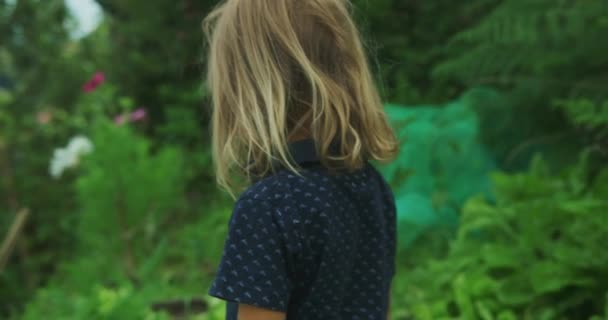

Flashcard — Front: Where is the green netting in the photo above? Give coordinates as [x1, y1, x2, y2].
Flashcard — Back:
[380, 91, 496, 248]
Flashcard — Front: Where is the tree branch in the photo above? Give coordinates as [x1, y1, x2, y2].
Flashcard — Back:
[0, 208, 29, 272]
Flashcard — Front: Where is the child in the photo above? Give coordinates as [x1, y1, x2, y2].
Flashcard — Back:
[204, 0, 398, 319]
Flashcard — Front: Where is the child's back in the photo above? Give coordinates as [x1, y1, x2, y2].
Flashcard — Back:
[209, 139, 396, 319]
[203, 0, 399, 318]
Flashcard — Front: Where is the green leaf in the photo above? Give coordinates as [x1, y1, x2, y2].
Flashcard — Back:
[476, 300, 495, 320]
[453, 274, 476, 319]
[528, 262, 581, 295]
[496, 274, 535, 306]
[496, 310, 518, 320]
[480, 244, 523, 269]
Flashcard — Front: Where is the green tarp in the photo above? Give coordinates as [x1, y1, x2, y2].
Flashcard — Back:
[380, 91, 496, 247]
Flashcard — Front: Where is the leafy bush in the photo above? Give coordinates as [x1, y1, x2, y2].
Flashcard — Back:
[21, 283, 172, 320]
[434, 0, 608, 94]
[433, 0, 608, 168]
[75, 120, 184, 279]
[20, 120, 216, 319]
[0, 2, 88, 311]
[392, 155, 608, 320]
[554, 100, 608, 131]
[352, 0, 501, 104]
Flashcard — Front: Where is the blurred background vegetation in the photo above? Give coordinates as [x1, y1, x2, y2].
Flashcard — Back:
[1, 0, 607, 319]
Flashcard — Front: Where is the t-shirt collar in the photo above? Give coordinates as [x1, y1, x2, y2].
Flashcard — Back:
[254, 139, 339, 181]
[287, 138, 321, 166]
[287, 138, 342, 166]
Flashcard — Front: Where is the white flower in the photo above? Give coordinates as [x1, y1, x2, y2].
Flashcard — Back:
[49, 135, 94, 178]
[67, 135, 94, 155]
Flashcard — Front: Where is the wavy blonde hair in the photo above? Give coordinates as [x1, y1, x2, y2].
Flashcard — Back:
[204, 0, 398, 194]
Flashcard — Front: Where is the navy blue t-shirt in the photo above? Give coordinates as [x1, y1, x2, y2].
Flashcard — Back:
[208, 139, 396, 319]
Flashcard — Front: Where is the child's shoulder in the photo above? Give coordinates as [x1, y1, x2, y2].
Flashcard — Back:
[231, 170, 317, 246]
[240, 169, 318, 204]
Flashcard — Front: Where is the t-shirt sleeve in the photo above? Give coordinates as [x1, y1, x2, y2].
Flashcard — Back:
[208, 196, 293, 312]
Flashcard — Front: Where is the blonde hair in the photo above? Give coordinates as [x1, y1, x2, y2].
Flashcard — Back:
[204, 0, 398, 194]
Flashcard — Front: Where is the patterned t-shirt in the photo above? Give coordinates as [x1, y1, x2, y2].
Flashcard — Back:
[208, 139, 397, 320]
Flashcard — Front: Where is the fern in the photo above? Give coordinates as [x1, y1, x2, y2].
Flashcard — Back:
[435, 0, 608, 97]
[433, 0, 608, 164]
[554, 99, 608, 130]
[392, 155, 608, 320]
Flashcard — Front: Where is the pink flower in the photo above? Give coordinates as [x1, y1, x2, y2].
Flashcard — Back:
[114, 114, 128, 126]
[82, 72, 106, 93]
[130, 108, 147, 122]
[114, 108, 147, 126]
[36, 111, 53, 125]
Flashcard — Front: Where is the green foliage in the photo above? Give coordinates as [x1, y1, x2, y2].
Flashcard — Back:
[0, 1, 94, 312]
[554, 99, 608, 130]
[392, 155, 608, 319]
[22, 283, 172, 320]
[76, 120, 184, 277]
[0, 0, 83, 112]
[20, 121, 231, 319]
[1, 0, 216, 313]
[21, 208, 231, 319]
[435, 0, 608, 93]
[352, 0, 501, 104]
[89, 0, 216, 136]
[434, 0, 608, 168]
[86, 0, 218, 200]
[20, 205, 231, 319]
